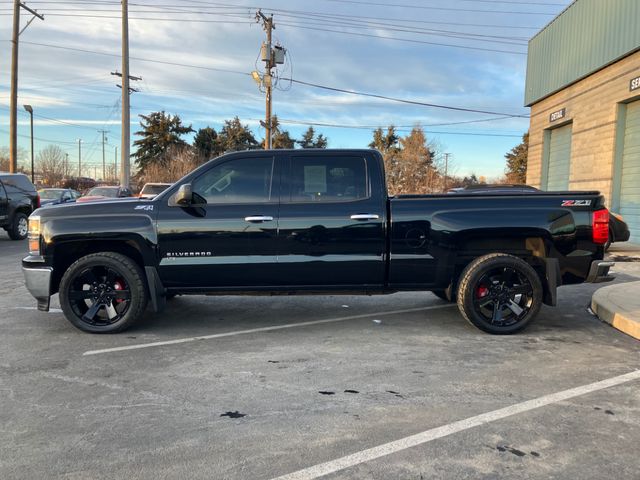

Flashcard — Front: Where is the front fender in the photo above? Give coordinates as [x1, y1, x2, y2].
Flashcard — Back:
[41, 214, 158, 265]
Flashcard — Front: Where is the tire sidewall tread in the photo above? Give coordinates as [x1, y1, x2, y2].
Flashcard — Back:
[456, 253, 543, 335]
[59, 252, 148, 333]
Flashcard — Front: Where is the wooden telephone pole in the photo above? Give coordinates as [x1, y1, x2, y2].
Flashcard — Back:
[9, 1, 43, 173]
[256, 11, 275, 150]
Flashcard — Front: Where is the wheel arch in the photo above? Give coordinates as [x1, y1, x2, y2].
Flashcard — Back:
[447, 231, 556, 307]
[50, 238, 148, 294]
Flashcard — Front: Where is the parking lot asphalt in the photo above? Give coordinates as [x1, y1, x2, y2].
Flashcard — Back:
[1, 230, 640, 480]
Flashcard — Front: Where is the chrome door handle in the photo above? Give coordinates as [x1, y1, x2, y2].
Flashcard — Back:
[244, 215, 274, 222]
[350, 214, 380, 221]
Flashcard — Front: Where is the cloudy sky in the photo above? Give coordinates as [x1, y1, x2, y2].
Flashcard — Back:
[1, 0, 572, 179]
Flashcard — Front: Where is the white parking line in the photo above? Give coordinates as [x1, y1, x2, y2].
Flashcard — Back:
[83, 304, 456, 356]
[271, 369, 640, 480]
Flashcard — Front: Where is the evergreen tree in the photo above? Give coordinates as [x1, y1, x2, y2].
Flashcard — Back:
[505, 132, 529, 184]
[369, 126, 402, 194]
[397, 126, 434, 193]
[268, 116, 296, 149]
[193, 126, 221, 160]
[297, 126, 328, 149]
[217, 117, 259, 152]
[369, 126, 400, 155]
[132, 111, 194, 173]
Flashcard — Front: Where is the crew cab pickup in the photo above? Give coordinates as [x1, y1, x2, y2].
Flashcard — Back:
[22, 149, 614, 334]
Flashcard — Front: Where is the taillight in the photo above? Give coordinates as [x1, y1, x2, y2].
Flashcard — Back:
[592, 209, 609, 245]
[35, 194, 40, 209]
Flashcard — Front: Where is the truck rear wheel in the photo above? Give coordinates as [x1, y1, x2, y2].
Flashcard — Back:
[456, 253, 542, 334]
[59, 252, 148, 333]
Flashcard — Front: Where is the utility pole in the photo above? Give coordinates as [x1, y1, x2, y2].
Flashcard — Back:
[77, 139, 82, 177]
[99, 130, 108, 180]
[114, 146, 118, 182]
[9, 1, 44, 173]
[120, 0, 132, 188]
[443, 153, 450, 192]
[256, 11, 275, 149]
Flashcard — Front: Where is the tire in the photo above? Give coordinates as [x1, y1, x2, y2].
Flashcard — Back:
[456, 253, 543, 335]
[8, 212, 28, 240]
[59, 252, 148, 333]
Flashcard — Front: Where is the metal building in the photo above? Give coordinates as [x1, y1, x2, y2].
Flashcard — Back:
[525, 0, 640, 243]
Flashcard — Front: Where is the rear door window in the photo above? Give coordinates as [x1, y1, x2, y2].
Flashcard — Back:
[288, 156, 368, 202]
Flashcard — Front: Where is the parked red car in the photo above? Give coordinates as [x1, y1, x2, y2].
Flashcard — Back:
[76, 186, 133, 203]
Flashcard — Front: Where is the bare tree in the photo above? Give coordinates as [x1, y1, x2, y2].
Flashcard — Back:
[37, 145, 67, 186]
[0, 147, 9, 172]
[137, 145, 201, 187]
[105, 163, 118, 184]
[1, 146, 28, 173]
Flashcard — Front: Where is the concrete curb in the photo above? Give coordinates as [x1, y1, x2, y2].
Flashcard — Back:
[591, 281, 640, 340]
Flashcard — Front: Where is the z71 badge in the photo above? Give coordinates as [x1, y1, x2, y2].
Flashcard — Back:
[561, 200, 591, 207]
[134, 205, 154, 211]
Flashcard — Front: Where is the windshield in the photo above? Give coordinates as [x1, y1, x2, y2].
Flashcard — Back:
[141, 184, 170, 195]
[86, 187, 118, 197]
[38, 189, 64, 199]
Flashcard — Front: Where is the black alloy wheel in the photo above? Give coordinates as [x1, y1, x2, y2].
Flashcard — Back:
[60, 252, 148, 333]
[67, 265, 132, 326]
[457, 253, 543, 334]
[472, 267, 534, 327]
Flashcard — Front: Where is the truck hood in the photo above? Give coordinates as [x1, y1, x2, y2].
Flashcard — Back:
[32, 198, 154, 220]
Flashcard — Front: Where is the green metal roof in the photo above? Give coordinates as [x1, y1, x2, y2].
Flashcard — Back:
[525, 0, 640, 106]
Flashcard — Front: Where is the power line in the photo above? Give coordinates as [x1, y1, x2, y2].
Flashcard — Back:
[11, 40, 529, 117]
[275, 22, 527, 54]
[282, 78, 529, 118]
[275, 115, 520, 129]
[248, 119, 523, 137]
[317, 0, 559, 15]
[2, 1, 548, 29]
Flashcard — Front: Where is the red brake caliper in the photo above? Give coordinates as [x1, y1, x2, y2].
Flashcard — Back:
[476, 285, 489, 298]
[114, 280, 125, 303]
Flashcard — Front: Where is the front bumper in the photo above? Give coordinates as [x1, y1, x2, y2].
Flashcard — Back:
[585, 261, 615, 283]
[22, 266, 52, 311]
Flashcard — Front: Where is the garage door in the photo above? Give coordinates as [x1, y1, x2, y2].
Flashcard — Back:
[620, 100, 640, 243]
[545, 124, 572, 190]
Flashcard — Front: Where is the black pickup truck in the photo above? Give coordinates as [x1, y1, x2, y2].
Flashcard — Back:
[1, 172, 40, 240]
[23, 149, 614, 334]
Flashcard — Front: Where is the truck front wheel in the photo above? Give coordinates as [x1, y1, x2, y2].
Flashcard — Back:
[59, 252, 148, 333]
[456, 253, 542, 334]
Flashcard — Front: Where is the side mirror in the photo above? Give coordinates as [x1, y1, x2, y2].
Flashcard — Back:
[169, 183, 207, 208]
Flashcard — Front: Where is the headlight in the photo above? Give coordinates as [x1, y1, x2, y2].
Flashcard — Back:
[28, 216, 41, 255]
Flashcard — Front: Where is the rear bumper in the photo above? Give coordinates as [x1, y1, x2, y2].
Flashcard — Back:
[22, 266, 52, 311]
[585, 261, 615, 283]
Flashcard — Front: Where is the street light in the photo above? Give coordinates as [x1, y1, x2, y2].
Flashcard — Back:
[77, 139, 82, 177]
[23, 104, 34, 184]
